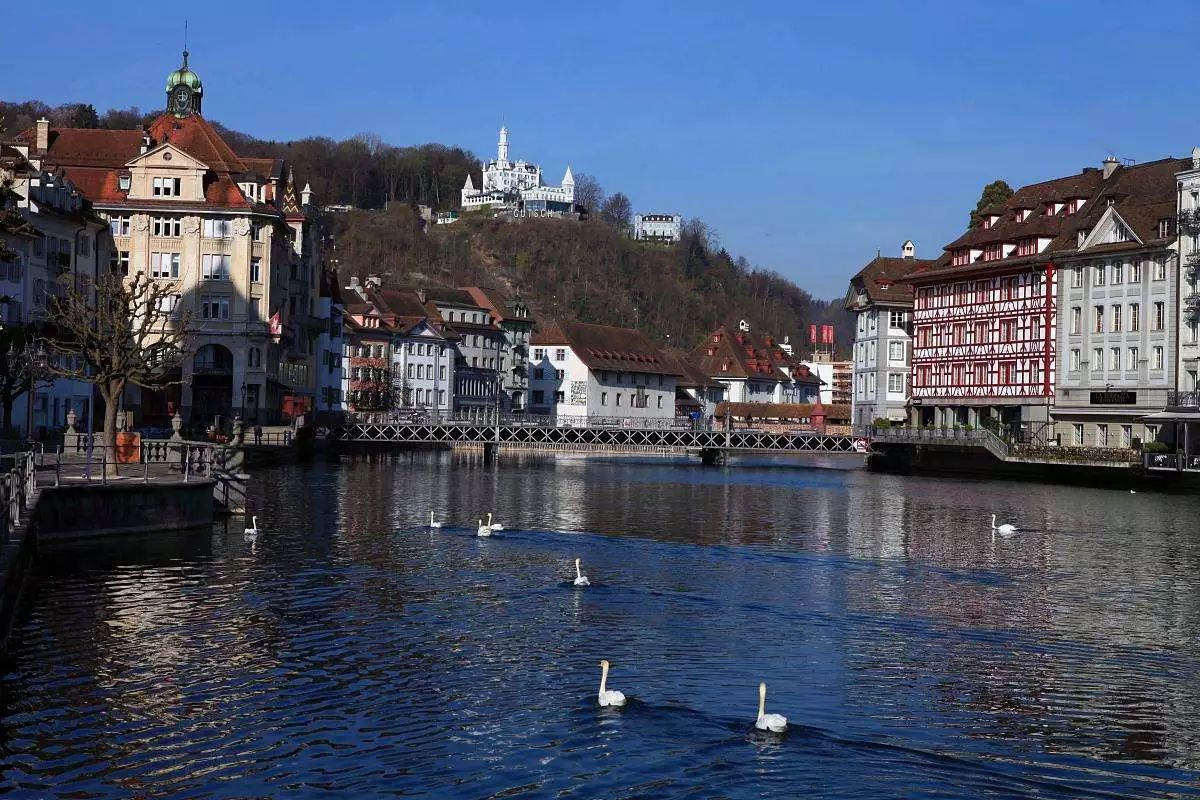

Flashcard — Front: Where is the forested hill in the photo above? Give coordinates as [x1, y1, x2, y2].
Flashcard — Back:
[328, 207, 851, 351]
[0, 98, 852, 352]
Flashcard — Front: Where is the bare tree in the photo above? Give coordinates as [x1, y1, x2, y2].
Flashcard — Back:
[572, 173, 605, 213]
[44, 272, 193, 475]
[600, 192, 632, 231]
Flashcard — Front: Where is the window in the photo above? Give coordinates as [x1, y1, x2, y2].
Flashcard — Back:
[1071, 267, 1082, 288]
[248, 347, 261, 368]
[532, 348, 544, 361]
[202, 254, 231, 280]
[1070, 307, 1081, 335]
[1109, 347, 1120, 370]
[1097, 424, 1109, 447]
[1130, 261, 1141, 282]
[1153, 257, 1166, 281]
[109, 215, 131, 237]
[1016, 237, 1037, 256]
[983, 243, 1003, 261]
[202, 219, 234, 239]
[1069, 349, 1080, 370]
[554, 391, 565, 403]
[150, 251, 180, 279]
[1073, 423, 1084, 446]
[1152, 346, 1164, 370]
[1154, 302, 1165, 331]
[156, 293, 181, 317]
[554, 348, 566, 361]
[200, 295, 230, 320]
[1092, 347, 1103, 368]
[888, 341, 904, 362]
[888, 310, 905, 329]
[1127, 347, 1138, 370]
[1112, 263, 1123, 284]
[78, 237, 90, 257]
[1111, 304, 1121, 333]
[1094, 306, 1104, 333]
[1130, 303, 1140, 332]
[250, 258, 262, 283]
[615, 394, 622, 406]
[112, 250, 130, 275]
[1146, 424, 1159, 442]
[118, 175, 131, 191]
[601, 392, 607, 406]
[152, 176, 181, 197]
[887, 373, 904, 393]
[1094, 265, 1106, 286]
[952, 249, 970, 266]
[555, 369, 565, 381]
[152, 217, 182, 237]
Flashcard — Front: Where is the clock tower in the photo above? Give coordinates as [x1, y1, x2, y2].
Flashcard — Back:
[165, 50, 203, 117]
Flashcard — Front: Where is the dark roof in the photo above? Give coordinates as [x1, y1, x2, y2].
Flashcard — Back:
[689, 324, 799, 383]
[658, 349, 723, 388]
[462, 286, 535, 326]
[843, 255, 933, 309]
[424, 287, 482, 308]
[533, 320, 683, 376]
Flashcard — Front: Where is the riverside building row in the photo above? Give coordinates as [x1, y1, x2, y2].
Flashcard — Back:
[845, 151, 1200, 456]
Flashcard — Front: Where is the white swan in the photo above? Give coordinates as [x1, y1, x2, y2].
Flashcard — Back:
[476, 519, 492, 537]
[990, 513, 1017, 536]
[573, 558, 590, 587]
[428, 511, 442, 529]
[755, 682, 787, 733]
[244, 515, 259, 536]
[487, 512, 504, 532]
[597, 660, 626, 707]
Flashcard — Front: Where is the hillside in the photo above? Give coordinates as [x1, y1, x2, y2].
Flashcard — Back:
[328, 206, 852, 351]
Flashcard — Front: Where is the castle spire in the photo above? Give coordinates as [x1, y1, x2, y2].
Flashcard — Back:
[498, 125, 509, 163]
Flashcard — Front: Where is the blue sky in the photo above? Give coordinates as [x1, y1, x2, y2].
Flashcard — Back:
[4, 0, 1199, 299]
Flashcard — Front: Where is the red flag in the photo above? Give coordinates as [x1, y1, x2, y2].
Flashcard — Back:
[821, 324, 835, 345]
[809, 324, 818, 344]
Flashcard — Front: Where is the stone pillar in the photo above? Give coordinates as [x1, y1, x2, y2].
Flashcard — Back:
[169, 411, 184, 442]
[63, 408, 79, 449]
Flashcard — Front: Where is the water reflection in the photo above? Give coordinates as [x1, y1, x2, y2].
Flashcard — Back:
[3, 451, 1200, 798]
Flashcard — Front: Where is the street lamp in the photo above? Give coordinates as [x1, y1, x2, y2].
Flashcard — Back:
[9, 338, 51, 440]
[239, 382, 247, 421]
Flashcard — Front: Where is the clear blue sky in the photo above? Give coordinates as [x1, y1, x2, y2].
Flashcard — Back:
[4, 0, 1198, 299]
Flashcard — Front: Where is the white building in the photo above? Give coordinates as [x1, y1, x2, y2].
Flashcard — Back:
[528, 320, 681, 422]
[689, 320, 822, 405]
[1176, 147, 1200, 396]
[461, 126, 575, 216]
[844, 242, 932, 426]
[633, 213, 682, 242]
[315, 268, 345, 420]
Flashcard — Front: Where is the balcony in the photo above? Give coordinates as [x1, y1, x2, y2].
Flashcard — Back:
[1144, 452, 1200, 472]
[1166, 390, 1200, 409]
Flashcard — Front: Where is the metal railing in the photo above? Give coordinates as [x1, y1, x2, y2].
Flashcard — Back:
[1, 452, 36, 542]
[860, 425, 1012, 459]
[1144, 452, 1200, 472]
[1167, 390, 1200, 409]
[346, 410, 699, 431]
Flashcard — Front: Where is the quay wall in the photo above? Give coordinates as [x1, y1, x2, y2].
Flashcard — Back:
[867, 443, 1153, 488]
[35, 480, 217, 540]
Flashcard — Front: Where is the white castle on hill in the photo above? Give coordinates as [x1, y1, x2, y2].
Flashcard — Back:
[461, 126, 576, 216]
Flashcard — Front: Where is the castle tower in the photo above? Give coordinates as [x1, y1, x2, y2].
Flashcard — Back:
[165, 50, 203, 117]
[498, 126, 509, 164]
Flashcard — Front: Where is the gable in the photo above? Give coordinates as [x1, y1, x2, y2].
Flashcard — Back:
[1079, 205, 1142, 250]
[125, 142, 209, 172]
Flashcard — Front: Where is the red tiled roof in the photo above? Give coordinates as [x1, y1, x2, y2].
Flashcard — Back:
[843, 255, 933, 309]
[17, 127, 142, 167]
[689, 324, 798, 383]
[146, 113, 247, 173]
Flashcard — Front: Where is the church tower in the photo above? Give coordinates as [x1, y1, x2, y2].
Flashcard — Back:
[497, 126, 509, 164]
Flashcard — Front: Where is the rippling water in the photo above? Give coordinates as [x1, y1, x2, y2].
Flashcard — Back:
[3, 452, 1200, 798]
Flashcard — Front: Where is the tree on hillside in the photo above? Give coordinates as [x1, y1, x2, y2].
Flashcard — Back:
[600, 192, 632, 231]
[99, 106, 151, 129]
[573, 173, 604, 213]
[969, 179, 1014, 228]
[49, 103, 99, 129]
[44, 273, 193, 476]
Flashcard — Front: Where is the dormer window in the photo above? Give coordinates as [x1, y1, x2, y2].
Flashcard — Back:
[152, 176, 181, 197]
[118, 175, 131, 191]
[983, 243, 1003, 262]
[1157, 218, 1173, 239]
[951, 249, 971, 266]
[877, 281, 891, 291]
[1077, 228, 1090, 247]
[1066, 198, 1082, 214]
[1015, 208, 1030, 222]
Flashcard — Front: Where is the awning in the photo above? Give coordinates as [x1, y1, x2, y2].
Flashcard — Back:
[1139, 411, 1200, 421]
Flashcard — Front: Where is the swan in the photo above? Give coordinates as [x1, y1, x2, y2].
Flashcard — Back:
[428, 511, 442, 529]
[573, 558, 590, 587]
[244, 515, 259, 536]
[487, 512, 504, 532]
[476, 519, 492, 537]
[1130, 489, 1137, 494]
[755, 682, 787, 733]
[990, 513, 1017, 536]
[597, 660, 626, 707]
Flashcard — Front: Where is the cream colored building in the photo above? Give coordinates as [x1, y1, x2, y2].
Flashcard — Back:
[23, 52, 322, 426]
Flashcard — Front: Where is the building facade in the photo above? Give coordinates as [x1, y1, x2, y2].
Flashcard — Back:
[461, 126, 576, 216]
[528, 320, 681, 422]
[1052, 157, 1184, 448]
[1176, 148, 1200, 397]
[464, 286, 534, 412]
[690, 320, 822, 405]
[22, 52, 323, 427]
[844, 242, 933, 426]
[422, 288, 505, 412]
[633, 213, 682, 242]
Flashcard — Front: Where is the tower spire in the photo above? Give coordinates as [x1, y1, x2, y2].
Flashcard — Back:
[498, 125, 509, 164]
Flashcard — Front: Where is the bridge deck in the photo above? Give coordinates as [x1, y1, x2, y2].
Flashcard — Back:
[343, 422, 861, 453]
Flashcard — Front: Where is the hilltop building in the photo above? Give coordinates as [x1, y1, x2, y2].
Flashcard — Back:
[633, 213, 682, 242]
[844, 241, 934, 426]
[461, 126, 576, 217]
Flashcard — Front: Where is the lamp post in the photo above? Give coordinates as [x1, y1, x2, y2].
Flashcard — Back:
[239, 382, 247, 422]
[11, 338, 51, 441]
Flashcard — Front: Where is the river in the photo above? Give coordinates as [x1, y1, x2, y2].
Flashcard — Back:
[2, 452, 1199, 798]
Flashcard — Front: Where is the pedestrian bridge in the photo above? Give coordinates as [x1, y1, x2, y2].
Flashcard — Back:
[340, 418, 864, 461]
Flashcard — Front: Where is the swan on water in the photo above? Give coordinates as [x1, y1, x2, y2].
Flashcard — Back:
[244, 515, 259, 536]
[429, 511, 442, 529]
[597, 660, 626, 707]
[573, 558, 590, 587]
[476, 519, 492, 537]
[486, 512, 504, 532]
[990, 513, 1017, 536]
[755, 682, 787, 733]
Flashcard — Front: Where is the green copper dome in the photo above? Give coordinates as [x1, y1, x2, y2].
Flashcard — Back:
[165, 51, 203, 94]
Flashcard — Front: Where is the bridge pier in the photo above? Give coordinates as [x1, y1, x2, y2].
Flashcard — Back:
[482, 442, 499, 463]
[699, 448, 727, 467]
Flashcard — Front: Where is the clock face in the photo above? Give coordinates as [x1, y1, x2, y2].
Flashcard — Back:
[171, 86, 192, 116]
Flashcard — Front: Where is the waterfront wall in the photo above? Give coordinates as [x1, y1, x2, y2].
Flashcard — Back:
[35, 480, 216, 540]
[867, 443, 1145, 487]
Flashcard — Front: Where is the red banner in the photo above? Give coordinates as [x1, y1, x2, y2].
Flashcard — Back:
[821, 324, 835, 345]
[809, 324, 818, 344]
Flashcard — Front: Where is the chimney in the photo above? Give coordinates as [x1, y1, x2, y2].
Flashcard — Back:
[416, 288, 427, 304]
[35, 118, 49, 152]
[902, 240, 916, 259]
[140, 126, 152, 154]
[1103, 154, 1119, 179]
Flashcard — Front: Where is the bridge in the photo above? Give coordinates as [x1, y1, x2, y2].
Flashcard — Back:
[340, 415, 864, 464]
